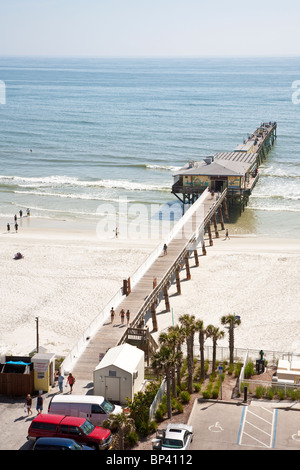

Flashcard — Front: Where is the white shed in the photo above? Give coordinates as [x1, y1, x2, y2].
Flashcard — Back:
[93, 344, 144, 405]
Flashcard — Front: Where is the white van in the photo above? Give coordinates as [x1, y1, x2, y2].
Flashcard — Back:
[48, 395, 123, 426]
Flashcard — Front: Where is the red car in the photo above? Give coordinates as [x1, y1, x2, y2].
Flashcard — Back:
[27, 414, 112, 450]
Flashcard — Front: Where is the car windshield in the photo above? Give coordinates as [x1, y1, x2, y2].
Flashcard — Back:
[80, 420, 96, 436]
[162, 438, 183, 449]
[70, 442, 83, 450]
[101, 399, 115, 413]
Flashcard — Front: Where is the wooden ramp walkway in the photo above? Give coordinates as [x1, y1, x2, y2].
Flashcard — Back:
[72, 189, 227, 382]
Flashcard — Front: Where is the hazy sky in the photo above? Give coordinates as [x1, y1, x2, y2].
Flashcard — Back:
[0, 0, 299, 57]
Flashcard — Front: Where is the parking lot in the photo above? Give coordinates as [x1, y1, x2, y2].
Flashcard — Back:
[188, 399, 300, 450]
[1, 386, 300, 451]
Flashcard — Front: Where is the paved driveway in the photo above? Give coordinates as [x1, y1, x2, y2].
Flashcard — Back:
[188, 399, 300, 451]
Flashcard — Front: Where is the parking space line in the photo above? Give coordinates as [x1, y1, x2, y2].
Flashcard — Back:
[237, 405, 277, 449]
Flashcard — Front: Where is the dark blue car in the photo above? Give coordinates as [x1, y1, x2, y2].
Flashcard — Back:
[32, 437, 94, 450]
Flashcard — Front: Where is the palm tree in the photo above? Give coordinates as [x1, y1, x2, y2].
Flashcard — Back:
[206, 325, 224, 372]
[151, 339, 181, 418]
[221, 314, 241, 365]
[158, 331, 181, 398]
[167, 324, 185, 389]
[179, 314, 197, 394]
[195, 319, 206, 381]
[106, 412, 135, 450]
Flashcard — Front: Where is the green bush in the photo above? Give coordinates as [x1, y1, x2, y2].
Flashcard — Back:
[174, 401, 183, 413]
[234, 362, 243, 378]
[255, 385, 266, 399]
[126, 431, 139, 447]
[266, 387, 275, 400]
[154, 407, 165, 422]
[193, 383, 201, 393]
[244, 362, 255, 379]
[179, 391, 191, 404]
[287, 388, 300, 401]
[228, 363, 234, 375]
[276, 388, 285, 400]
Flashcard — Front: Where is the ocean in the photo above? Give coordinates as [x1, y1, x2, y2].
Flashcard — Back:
[0, 56, 299, 238]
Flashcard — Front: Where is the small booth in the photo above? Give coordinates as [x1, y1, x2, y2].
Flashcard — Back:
[31, 352, 56, 393]
[93, 344, 144, 405]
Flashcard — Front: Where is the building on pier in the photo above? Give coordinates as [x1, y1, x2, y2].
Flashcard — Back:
[172, 122, 277, 213]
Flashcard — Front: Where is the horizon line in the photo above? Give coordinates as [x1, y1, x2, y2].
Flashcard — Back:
[0, 53, 300, 60]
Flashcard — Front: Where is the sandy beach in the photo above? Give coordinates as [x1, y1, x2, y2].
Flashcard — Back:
[148, 235, 300, 355]
[1, 216, 300, 359]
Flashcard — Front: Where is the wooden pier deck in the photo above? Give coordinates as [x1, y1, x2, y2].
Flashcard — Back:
[71, 189, 228, 381]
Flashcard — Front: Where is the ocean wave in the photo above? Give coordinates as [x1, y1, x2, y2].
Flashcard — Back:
[251, 194, 300, 201]
[0, 174, 171, 192]
[146, 164, 181, 172]
[248, 205, 300, 213]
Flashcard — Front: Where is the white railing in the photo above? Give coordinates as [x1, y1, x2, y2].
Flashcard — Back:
[149, 377, 167, 422]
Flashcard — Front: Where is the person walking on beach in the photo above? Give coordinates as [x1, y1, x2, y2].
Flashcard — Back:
[126, 309, 130, 325]
[7, 223, 10, 233]
[25, 394, 32, 416]
[120, 309, 125, 325]
[163, 243, 168, 256]
[15, 222, 18, 233]
[26, 208, 30, 216]
[36, 392, 43, 415]
[58, 372, 64, 392]
[110, 307, 115, 324]
[225, 228, 230, 240]
[14, 214, 17, 223]
[67, 373, 75, 394]
[19, 209, 23, 218]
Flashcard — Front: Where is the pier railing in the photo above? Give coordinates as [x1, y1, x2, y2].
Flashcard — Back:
[118, 188, 228, 343]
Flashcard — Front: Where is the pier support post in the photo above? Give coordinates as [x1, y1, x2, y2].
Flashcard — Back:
[222, 199, 229, 221]
[202, 241, 207, 256]
[218, 206, 225, 230]
[163, 286, 170, 312]
[175, 267, 181, 295]
[123, 279, 128, 296]
[213, 213, 219, 238]
[185, 256, 191, 280]
[151, 303, 158, 332]
[194, 249, 199, 266]
[206, 222, 213, 246]
[127, 277, 131, 295]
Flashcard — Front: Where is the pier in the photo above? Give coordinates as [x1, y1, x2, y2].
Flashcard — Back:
[65, 122, 277, 386]
[172, 122, 277, 214]
[69, 188, 229, 381]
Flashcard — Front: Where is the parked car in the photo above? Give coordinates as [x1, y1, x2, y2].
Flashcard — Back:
[32, 437, 94, 450]
[152, 423, 193, 450]
[27, 414, 112, 450]
[48, 394, 122, 426]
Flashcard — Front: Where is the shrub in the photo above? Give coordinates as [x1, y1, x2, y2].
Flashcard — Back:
[234, 362, 243, 378]
[126, 431, 139, 447]
[228, 363, 234, 375]
[180, 391, 191, 404]
[276, 388, 285, 400]
[193, 383, 201, 393]
[266, 387, 275, 400]
[174, 401, 183, 413]
[244, 362, 255, 379]
[154, 407, 164, 422]
[255, 386, 266, 399]
[202, 389, 211, 399]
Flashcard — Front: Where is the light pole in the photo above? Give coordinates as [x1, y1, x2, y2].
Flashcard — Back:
[35, 317, 39, 353]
